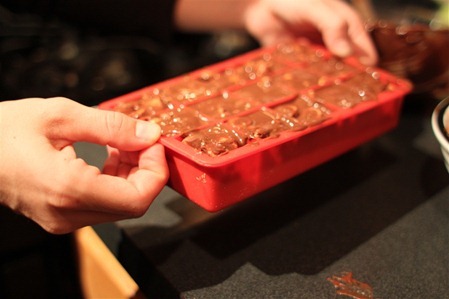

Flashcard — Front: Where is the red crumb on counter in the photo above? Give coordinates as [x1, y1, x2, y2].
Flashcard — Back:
[327, 271, 374, 299]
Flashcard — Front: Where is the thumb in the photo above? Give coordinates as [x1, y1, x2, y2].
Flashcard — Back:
[47, 98, 161, 151]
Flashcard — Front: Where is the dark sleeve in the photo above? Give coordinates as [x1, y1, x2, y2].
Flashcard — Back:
[1, 0, 178, 43]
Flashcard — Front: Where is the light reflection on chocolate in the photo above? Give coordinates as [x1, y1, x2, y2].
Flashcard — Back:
[271, 39, 326, 64]
[150, 107, 210, 137]
[114, 88, 173, 119]
[161, 76, 218, 102]
[240, 55, 283, 79]
[189, 93, 258, 119]
[227, 110, 302, 140]
[197, 70, 236, 91]
[273, 70, 322, 90]
[310, 84, 363, 108]
[343, 71, 387, 98]
[182, 125, 245, 157]
[196, 54, 284, 92]
[228, 77, 297, 104]
[223, 54, 283, 85]
[306, 57, 358, 77]
[305, 72, 387, 108]
[274, 96, 330, 127]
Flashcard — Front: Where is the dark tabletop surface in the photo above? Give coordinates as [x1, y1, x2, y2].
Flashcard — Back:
[76, 93, 449, 298]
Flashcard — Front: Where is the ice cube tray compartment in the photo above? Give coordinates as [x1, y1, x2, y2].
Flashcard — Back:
[99, 39, 412, 211]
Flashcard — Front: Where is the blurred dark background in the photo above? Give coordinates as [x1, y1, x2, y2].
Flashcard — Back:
[0, 3, 257, 299]
[0, 4, 257, 106]
[0, 0, 441, 105]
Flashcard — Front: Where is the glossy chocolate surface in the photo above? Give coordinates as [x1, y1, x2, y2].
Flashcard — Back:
[114, 41, 392, 157]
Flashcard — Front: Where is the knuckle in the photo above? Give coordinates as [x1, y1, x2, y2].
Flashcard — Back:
[105, 111, 126, 139]
[47, 189, 67, 209]
[126, 201, 150, 219]
[328, 18, 347, 32]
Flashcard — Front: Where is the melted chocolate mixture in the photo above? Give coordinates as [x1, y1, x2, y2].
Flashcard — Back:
[114, 41, 394, 157]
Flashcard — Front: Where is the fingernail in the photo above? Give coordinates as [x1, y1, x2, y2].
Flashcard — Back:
[333, 39, 352, 57]
[135, 121, 160, 141]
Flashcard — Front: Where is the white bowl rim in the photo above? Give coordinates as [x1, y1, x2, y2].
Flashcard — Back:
[432, 96, 449, 151]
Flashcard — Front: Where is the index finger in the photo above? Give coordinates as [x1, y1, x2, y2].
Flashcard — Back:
[298, 0, 376, 65]
[321, 1, 378, 65]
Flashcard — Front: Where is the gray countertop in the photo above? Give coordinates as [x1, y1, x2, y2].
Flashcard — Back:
[77, 95, 449, 298]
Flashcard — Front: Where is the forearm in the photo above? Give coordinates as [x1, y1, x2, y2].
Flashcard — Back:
[174, 0, 257, 32]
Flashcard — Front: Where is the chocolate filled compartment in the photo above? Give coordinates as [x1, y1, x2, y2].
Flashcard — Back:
[179, 96, 332, 158]
[99, 39, 412, 211]
[188, 92, 261, 120]
[150, 106, 212, 137]
[181, 124, 246, 157]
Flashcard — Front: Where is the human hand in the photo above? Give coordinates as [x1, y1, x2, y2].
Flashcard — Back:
[175, 0, 377, 65]
[243, 0, 378, 65]
[0, 97, 168, 234]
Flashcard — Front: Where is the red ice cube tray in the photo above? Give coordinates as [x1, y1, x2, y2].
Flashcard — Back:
[99, 39, 412, 212]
